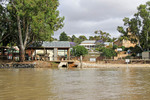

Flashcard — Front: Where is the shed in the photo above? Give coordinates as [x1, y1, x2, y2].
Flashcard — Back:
[142, 51, 150, 59]
[26, 41, 71, 61]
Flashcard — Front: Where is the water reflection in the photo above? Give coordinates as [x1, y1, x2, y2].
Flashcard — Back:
[0, 68, 150, 100]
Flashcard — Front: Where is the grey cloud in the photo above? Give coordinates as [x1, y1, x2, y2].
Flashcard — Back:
[55, 0, 148, 39]
[59, 0, 148, 21]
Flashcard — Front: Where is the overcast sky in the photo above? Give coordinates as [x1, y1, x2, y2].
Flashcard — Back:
[54, 0, 148, 39]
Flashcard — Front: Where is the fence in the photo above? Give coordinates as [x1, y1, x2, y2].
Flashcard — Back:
[101, 59, 150, 64]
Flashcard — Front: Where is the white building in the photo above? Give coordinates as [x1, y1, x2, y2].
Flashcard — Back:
[104, 42, 113, 47]
[80, 40, 96, 50]
[80, 40, 113, 50]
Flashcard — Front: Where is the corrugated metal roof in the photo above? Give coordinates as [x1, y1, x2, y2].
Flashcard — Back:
[42, 41, 70, 48]
[81, 40, 96, 44]
[29, 41, 70, 48]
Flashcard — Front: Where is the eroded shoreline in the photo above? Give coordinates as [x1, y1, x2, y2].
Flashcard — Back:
[0, 60, 149, 68]
[75, 62, 150, 68]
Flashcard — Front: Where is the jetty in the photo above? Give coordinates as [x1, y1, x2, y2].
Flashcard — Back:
[53, 60, 75, 69]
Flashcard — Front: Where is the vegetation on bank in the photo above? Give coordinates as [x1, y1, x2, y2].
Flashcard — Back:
[0, 1, 150, 62]
[59, 30, 116, 45]
[71, 46, 88, 57]
[0, 0, 64, 61]
[117, 1, 150, 51]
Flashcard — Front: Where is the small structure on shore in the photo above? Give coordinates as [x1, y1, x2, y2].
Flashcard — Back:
[26, 41, 71, 61]
[58, 61, 68, 69]
[142, 51, 150, 59]
[0, 46, 10, 60]
[0, 46, 19, 60]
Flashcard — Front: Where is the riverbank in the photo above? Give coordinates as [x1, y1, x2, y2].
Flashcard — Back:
[0, 60, 150, 68]
[75, 62, 150, 68]
[0, 60, 59, 68]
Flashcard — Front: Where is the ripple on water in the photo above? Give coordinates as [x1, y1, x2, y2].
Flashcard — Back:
[0, 68, 150, 100]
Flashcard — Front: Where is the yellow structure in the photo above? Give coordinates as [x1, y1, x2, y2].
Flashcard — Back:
[114, 39, 136, 48]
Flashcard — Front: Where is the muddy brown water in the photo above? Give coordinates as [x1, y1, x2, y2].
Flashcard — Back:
[0, 67, 150, 100]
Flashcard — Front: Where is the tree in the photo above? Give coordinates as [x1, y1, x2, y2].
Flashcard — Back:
[70, 35, 81, 44]
[113, 45, 118, 50]
[1, 0, 64, 61]
[74, 38, 82, 44]
[50, 37, 57, 41]
[72, 35, 88, 45]
[89, 36, 100, 40]
[94, 36, 100, 40]
[131, 45, 143, 54]
[117, 1, 150, 51]
[0, 4, 17, 46]
[71, 35, 77, 42]
[97, 47, 116, 59]
[67, 36, 72, 41]
[72, 46, 88, 57]
[102, 48, 117, 58]
[110, 37, 117, 42]
[94, 30, 111, 42]
[89, 36, 94, 40]
[59, 32, 68, 41]
[79, 35, 87, 41]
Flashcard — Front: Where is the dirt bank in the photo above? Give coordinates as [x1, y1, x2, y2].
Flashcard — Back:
[75, 62, 150, 68]
[1, 60, 149, 69]
[0, 60, 59, 68]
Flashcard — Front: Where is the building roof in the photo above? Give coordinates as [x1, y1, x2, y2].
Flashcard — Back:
[81, 40, 96, 44]
[104, 42, 113, 46]
[29, 41, 70, 48]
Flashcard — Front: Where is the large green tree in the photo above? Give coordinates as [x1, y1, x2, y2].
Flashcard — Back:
[94, 30, 111, 42]
[0, 0, 64, 61]
[59, 32, 68, 41]
[117, 1, 150, 51]
[0, 4, 17, 46]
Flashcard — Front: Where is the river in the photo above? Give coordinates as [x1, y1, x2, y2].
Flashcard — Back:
[0, 67, 150, 100]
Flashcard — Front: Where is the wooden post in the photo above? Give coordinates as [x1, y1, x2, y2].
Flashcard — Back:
[30, 48, 33, 60]
[54, 48, 58, 61]
[2, 47, 4, 60]
[80, 55, 83, 68]
[67, 48, 70, 60]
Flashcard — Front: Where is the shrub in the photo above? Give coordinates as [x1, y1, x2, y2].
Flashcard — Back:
[113, 45, 118, 50]
[72, 45, 88, 57]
